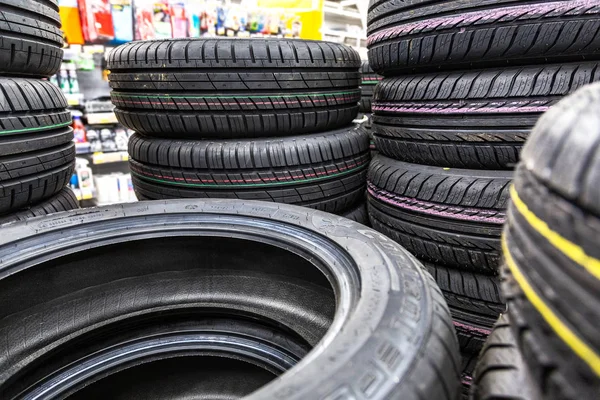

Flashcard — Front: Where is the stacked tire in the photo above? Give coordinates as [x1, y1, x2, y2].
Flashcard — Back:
[0, 0, 78, 225]
[472, 82, 600, 400]
[366, 0, 600, 395]
[358, 61, 380, 114]
[107, 38, 370, 223]
[358, 62, 380, 154]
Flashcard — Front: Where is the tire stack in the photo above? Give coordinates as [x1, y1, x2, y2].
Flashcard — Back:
[0, 0, 78, 225]
[472, 82, 600, 400]
[366, 0, 600, 395]
[107, 38, 370, 223]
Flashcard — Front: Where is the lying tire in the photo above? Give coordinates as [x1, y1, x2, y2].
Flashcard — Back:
[372, 61, 600, 169]
[0, 200, 460, 399]
[0, 187, 78, 225]
[367, 0, 600, 75]
[128, 126, 369, 214]
[0, 78, 75, 215]
[470, 314, 542, 400]
[359, 61, 380, 113]
[107, 39, 361, 139]
[368, 154, 510, 273]
[0, 0, 64, 77]
[502, 83, 600, 399]
[424, 263, 504, 354]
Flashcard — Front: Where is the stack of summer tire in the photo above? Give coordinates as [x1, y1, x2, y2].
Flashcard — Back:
[366, 0, 600, 395]
[107, 38, 370, 223]
[0, 0, 78, 225]
[472, 82, 600, 400]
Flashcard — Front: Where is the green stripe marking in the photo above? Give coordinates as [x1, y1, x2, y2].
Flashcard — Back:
[361, 81, 380, 85]
[132, 163, 367, 189]
[112, 90, 360, 100]
[0, 120, 72, 135]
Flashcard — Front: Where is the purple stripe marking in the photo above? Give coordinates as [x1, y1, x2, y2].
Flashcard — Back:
[372, 105, 550, 114]
[453, 320, 492, 336]
[368, 183, 506, 224]
[368, 0, 596, 45]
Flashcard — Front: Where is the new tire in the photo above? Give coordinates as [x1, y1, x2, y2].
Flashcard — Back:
[0, 200, 460, 399]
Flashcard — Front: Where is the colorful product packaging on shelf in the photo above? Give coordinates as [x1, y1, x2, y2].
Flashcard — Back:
[79, 0, 116, 42]
[186, 0, 201, 37]
[134, 0, 156, 40]
[72, 114, 87, 143]
[59, 0, 320, 43]
[110, 0, 134, 43]
[59, 0, 85, 44]
[153, 0, 173, 38]
[170, 1, 187, 38]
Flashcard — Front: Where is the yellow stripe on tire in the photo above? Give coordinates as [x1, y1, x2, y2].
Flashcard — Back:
[510, 185, 600, 280]
[502, 236, 600, 376]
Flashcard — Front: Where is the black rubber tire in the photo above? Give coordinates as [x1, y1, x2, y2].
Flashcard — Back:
[0, 200, 460, 400]
[424, 263, 504, 354]
[470, 314, 542, 400]
[367, 0, 600, 75]
[107, 38, 361, 139]
[461, 352, 478, 400]
[502, 83, 600, 400]
[367, 154, 510, 274]
[0, 0, 64, 77]
[0, 78, 75, 215]
[359, 61, 380, 113]
[340, 202, 368, 225]
[358, 115, 377, 156]
[0, 187, 78, 225]
[372, 61, 600, 169]
[128, 126, 369, 214]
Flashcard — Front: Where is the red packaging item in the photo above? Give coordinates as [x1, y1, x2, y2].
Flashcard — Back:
[170, 1, 187, 38]
[72, 115, 87, 143]
[79, 0, 116, 42]
[135, 0, 155, 40]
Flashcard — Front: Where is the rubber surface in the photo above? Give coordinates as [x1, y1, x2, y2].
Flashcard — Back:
[0, 0, 64, 77]
[425, 263, 504, 354]
[358, 115, 376, 155]
[367, 0, 600, 74]
[0, 187, 78, 225]
[372, 61, 600, 169]
[367, 154, 510, 273]
[129, 126, 369, 214]
[502, 83, 600, 400]
[0, 200, 461, 400]
[359, 61, 380, 113]
[107, 38, 361, 138]
[340, 202, 369, 225]
[0, 78, 75, 215]
[461, 352, 477, 400]
[470, 313, 542, 400]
